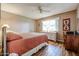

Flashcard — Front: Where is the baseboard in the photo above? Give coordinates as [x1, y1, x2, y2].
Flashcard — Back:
[48, 39, 56, 42]
[48, 39, 64, 44]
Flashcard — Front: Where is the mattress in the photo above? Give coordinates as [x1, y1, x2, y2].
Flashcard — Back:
[7, 32, 48, 56]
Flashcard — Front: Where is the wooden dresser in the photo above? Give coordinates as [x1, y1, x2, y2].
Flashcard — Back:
[64, 34, 79, 52]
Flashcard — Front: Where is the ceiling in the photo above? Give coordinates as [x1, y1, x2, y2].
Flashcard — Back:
[1, 3, 78, 19]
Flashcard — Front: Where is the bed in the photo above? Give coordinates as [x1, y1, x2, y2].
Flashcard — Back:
[6, 32, 48, 56]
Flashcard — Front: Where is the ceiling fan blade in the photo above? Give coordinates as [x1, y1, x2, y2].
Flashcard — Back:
[42, 10, 51, 12]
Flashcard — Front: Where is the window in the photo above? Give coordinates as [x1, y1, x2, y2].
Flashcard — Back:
[41, 17, 59, 32]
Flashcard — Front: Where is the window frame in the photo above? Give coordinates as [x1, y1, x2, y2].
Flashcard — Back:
[41, 17, 59, 32]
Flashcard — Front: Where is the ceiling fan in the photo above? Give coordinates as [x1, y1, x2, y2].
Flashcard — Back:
[37, 5, 50, 13]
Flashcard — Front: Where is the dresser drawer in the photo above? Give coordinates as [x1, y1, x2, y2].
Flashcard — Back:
[64, 34, 79, 52]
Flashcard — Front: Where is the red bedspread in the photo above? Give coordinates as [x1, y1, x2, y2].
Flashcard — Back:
[7, 33, 48, 56]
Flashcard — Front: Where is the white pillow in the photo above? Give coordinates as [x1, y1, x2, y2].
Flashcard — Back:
[7, 30, 19, 34]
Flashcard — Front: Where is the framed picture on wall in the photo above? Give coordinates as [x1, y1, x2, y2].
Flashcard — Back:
[63, 18, 70, 31]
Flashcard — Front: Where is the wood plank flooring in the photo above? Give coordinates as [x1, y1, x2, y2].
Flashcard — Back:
[32, 41, 79, 56]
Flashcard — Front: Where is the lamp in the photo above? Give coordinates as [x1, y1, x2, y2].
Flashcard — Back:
[1, 24, 10, 56]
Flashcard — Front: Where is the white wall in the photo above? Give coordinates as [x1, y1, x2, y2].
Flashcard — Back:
[35, 10, 76, 41]
[77, 4, 79, 19]
[1, 11, 35, 33]
[77, 4, 79, 31]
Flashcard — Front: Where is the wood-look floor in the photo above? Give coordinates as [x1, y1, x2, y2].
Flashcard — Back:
[32, 41, 79, 56]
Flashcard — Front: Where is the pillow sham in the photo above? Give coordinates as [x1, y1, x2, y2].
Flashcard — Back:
[6, 32, 23, 42]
